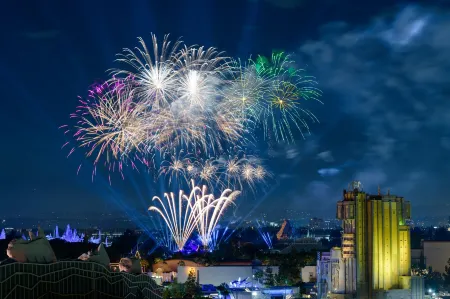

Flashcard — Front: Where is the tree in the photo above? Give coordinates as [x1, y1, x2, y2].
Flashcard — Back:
[411, 264, 427, 276]
[443, 258, 450, 287]
[163, 287, 171, 299]
[264, 267, 276, 287]
[425, 268, 444, 291]
[184, 269, 201, 298]
[172, 283, 185, 298]
[216, 283, 230, 298]
[254, 270, 264, 285]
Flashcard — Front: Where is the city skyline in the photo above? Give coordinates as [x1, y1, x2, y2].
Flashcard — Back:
[1, 0, 450, 220]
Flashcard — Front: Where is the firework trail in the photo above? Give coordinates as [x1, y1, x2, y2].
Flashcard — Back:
[193, 183, 240, 249]
[148, 180, 239, 251]
[155, 147, 270, 194]
[63, 34, 322, 190]
[111, 34, 182, 109]
[255, 52, 323, 143]
[148, 189, 199, 251]
[61, 78, 146, 179]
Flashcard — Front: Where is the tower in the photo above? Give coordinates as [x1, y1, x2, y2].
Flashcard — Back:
[336, 181, 411, 298]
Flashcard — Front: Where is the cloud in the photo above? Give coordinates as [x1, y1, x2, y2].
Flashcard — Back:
[355, 169, 387, 191]
[317, 150, 334, 162]
[307, 181, 330, 199]
[318, 168, 340, 177]
[392, 171, 425, 194]
[279, 173, 295, 179]
[293, 4, 450, 213]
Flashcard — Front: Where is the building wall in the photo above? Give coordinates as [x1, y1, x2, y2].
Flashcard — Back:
[336, 186, 412, 298]
[423, 241, 450, 273]
[300, 265, 316, 283]
[177, 266, 279, 286]
[317, 248, 356, 299]
[411, 249, 423, 267]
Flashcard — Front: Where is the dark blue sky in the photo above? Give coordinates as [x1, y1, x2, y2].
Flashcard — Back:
[1, 0, 449, 221]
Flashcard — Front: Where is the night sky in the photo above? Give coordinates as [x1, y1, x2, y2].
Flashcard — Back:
[1, 0, 449, 221]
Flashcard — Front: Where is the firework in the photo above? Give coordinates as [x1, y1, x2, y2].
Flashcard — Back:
[158, 149, 193, 185]
[111, 35, 242, 154]
[175, 45, 231, 110]
[225, 59, 270, 122]
[193, 184, 240, 249]
[153, 148, 270, 193]
[215, 154, 269, 192]
[148, 181, 239, 251]
[255, 52, 323, 143]
[62, 79, 147, 178]
[111, 34, 182, 109]
[148, 188, 200, 251]
[64, 34, 322, 189]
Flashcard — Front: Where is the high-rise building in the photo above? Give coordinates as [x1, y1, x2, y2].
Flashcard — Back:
[336, 181, 412, 298]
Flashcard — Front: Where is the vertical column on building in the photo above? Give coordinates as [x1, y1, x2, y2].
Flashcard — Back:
[382, 200, 392, 290]
[367, 199, 374, 293]
[390, 200, 399, 288]
[371, 199, 379, 290]
[376, 200, 384, 290]
[356, 193, 368, 296]
[399, 198, 411, 289]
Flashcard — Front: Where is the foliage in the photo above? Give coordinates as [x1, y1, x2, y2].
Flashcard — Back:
[171, 283, 186, 298]
[184, 269, 201, 298]
[424, 267, 444, 291]
[178, 260, 185, 266]
[443, 258, 450, 287]
[411, 264, 427, 276]
[264, 267, 276, 287]
[263, 248, 314, 286]
[216, 283, 230, 297]
[162, 287, 171, 299]
[254, 269, 264, 282]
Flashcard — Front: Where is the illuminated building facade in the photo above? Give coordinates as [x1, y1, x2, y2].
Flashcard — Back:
[317, 247, 356, 298]
[336, 181, 411, 298]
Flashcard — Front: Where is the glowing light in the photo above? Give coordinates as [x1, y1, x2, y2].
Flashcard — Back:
[62, 35, 322, 186]
[148, 181, 240, 251]
[195, 184, 240, 248]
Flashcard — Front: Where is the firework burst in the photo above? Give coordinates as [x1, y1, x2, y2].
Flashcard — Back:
[63, 35, 322, 189]
[111, 34, 182, 109]
[256, 52, 323, 143]
[62, 78, 146, 179]
[158, 149, 193, 185]
[148, 181, 239, 251]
